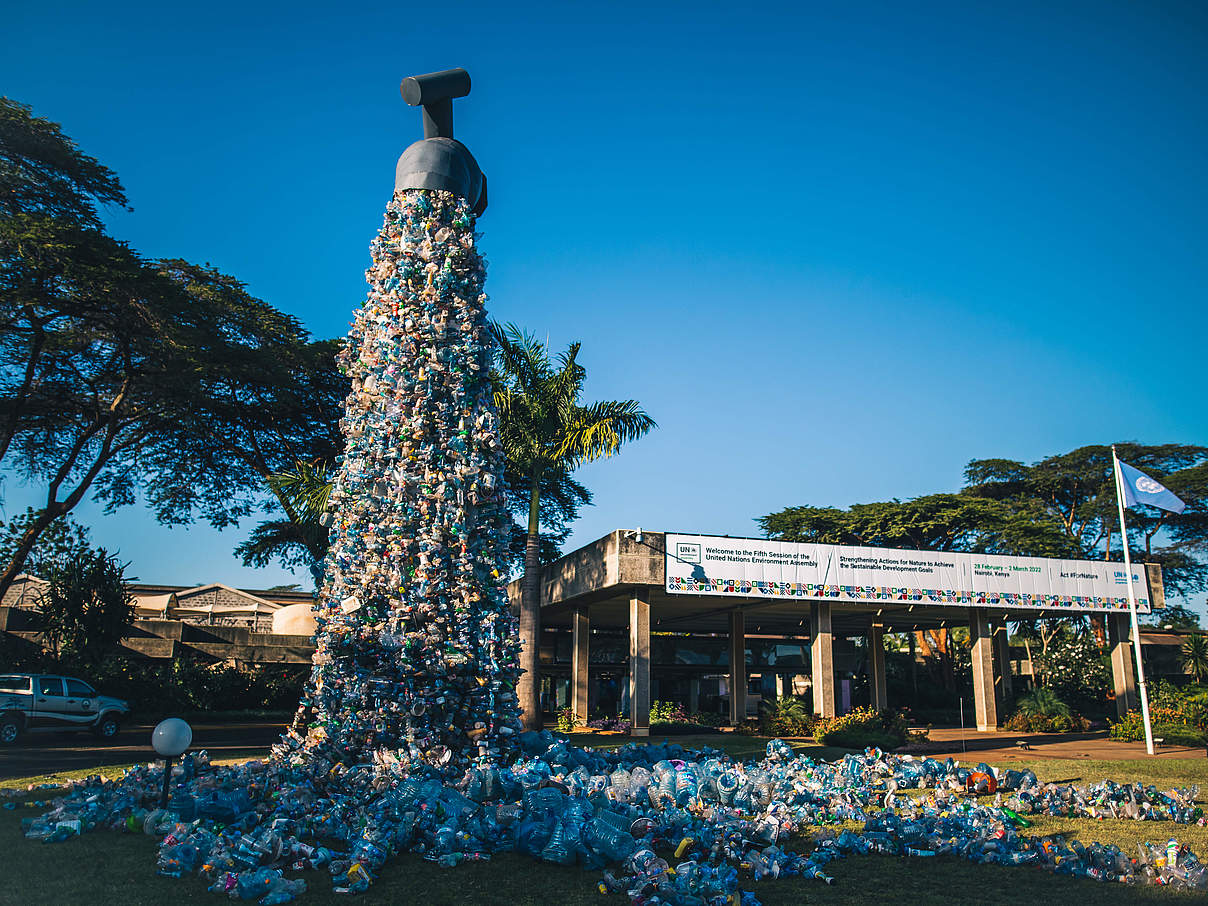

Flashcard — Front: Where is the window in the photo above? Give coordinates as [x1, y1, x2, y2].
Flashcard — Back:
[65, 679, 95, 698]
[0, 675, 30, 693]
[37, 677, 64, 696]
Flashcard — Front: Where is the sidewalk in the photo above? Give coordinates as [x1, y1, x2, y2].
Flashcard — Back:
[907, 726, 1205, 761]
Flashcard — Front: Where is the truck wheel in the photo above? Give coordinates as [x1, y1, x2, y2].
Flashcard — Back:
[92, 716, 120, 741]
[0, 715, 21, 745]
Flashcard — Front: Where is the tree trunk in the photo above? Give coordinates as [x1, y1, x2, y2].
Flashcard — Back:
[517, 477, 543, 730]
[0, 504, 64, 602]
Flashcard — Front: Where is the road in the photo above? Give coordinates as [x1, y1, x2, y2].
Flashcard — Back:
[0, 719, 285, 780]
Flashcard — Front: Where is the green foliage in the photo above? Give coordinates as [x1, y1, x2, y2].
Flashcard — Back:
[965, 444, 1208, 599]
[1109, 680, 1208, 744]
[1154, 604, 1203, 632]
[1183, 635, 1208, 683]
[759, 493, 1082, 557]
[555, 707, 576, 734]
[0, 97, 126, 227]
[236, 459, 335, 577]
[490, 322, 656, 542]
[490, 322, 655, 725]
[0, 98, 344, 600]
[761, 443, 1208, 601]
[1109, 711, 1207, 746]
[77, 655, 307, 716]
[758, 695, 814, 737]
[1033, 632, 1110, 710]
[40, 549, 134, 667]
[1014, 687, 1071, 719]
[813, 707, 910, 749]
[1004, 687, 1089, 732]
[0, 507, 91, 576]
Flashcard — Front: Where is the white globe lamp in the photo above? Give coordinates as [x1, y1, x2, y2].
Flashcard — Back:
[152, 718, 192, 807]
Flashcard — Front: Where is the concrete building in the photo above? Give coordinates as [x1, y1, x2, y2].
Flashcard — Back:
[506, 530, 1163, 736]
[2, 578, 314, 631]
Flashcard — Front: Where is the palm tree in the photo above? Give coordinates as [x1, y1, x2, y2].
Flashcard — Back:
[235, 460, 333, 583]
[1181, 634, 1208, 684]
[491, 323, 656, 729]
[1014, 686, 1071, 720]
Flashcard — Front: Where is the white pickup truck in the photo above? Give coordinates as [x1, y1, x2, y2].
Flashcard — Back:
[0, 673, 130, 744]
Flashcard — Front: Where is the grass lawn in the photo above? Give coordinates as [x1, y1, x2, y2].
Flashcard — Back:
[3, 739, 1208, 905]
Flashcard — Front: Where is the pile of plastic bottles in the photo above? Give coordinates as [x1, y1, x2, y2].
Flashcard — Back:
[279, 187, 522, 779]
[23, 736, 1208, 902]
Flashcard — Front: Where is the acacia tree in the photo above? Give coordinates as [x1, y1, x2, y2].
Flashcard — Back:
[760, 494, 1081, 690]
[964, 444, 1208, 597]
[491, 323, 655, 728]
[0, 98, 339, 601]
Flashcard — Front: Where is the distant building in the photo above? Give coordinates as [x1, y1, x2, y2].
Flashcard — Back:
[2, 576, 314, 632]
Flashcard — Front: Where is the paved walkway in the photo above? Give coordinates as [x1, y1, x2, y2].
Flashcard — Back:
[906, 726, 1205, 761]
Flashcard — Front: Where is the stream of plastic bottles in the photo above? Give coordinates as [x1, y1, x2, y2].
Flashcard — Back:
[15, 734, 1208, 903]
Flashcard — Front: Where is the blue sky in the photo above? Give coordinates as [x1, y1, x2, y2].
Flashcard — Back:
[3, 1, 1206, 606]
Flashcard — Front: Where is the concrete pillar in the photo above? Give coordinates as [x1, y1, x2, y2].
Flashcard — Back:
[571, 607, 590, 724]
[969, 609, 998, 731]
[629, 587, 650, 737]
[688, 677, 700, 714]
[992, 622, 1012, 708]
[869, 623, 888, 711]
[728, 610, 747, 725]
[810, 602, 836, 718]
[1109, 612, 1138, 717]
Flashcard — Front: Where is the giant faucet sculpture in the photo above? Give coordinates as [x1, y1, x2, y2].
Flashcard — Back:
[281, 68, 521, 775]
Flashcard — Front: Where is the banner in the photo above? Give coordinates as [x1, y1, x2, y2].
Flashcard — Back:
[665, 534, 1151, 613]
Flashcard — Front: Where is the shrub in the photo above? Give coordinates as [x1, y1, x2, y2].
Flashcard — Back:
[555, 707, 576, 734]
[1003, 688, 1088, 732]
[586, 715, 630, 732]
[78, 655, 306, 717]
[1109, 681, 1208, 744]
[1109, 711, 1207, 746]
[759, 696, 814, 737]
[1035, 633, 1110, 714]
[814, 707, 909, 749]
[1003, 710, 1089, 733]
[651, 700, 690, 724]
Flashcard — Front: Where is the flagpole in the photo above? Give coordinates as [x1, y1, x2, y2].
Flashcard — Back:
[1112, 445, 1155, 756]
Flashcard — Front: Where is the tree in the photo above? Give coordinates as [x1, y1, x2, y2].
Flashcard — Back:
[0, 97, 126, 228]
[236, 459, 334, 581]
[41, 548, 135, 667]
[0, 507, 91, 576]
[0, 99, 336, 601]
[1181, 634, 1208, 684]
[1149, 604, 1202, 632]
[491, 323, 656, 728]
[760, 494, 1080, 692]
[964, 444, 1208, 598]
[759, 493, 1081, 558]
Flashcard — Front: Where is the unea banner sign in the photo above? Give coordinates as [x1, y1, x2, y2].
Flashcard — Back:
[665, 534, 1152, 613]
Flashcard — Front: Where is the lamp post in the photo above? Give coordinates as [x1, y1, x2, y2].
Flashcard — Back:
[152, 718, 193, 809]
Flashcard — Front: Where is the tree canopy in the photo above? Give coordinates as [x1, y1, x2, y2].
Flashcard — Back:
[0, 97, 341, 599]
[761, 443, 1206, 600]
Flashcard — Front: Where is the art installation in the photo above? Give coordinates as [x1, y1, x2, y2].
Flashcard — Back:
[16, 70, 1208, 902]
